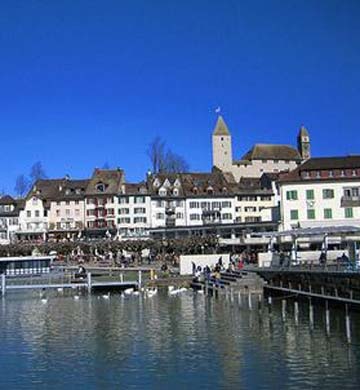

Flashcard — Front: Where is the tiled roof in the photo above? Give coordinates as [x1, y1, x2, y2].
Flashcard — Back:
[241, 144, 302, 161]
[85, 169, 125, 195]
[28, 178, 89, 204]
[278, 156, 360, 183]
[297, 156, 360, 170]
[0, 195, 15, 205]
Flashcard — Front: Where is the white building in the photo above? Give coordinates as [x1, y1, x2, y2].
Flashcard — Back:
[278, 156, 360, 230]
[212, 115, 309, 181]
[117, 183, 152, 238]
[0, 196, 23, 244]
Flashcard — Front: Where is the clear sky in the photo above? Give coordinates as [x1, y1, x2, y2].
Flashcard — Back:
[1, 0, 359, 193]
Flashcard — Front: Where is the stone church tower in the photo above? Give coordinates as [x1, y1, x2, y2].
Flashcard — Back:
[212, 115, 233, 171]
[297, 125, 311, 160]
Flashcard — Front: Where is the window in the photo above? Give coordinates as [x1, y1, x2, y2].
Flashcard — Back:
[286, 191, 298, 200]
[260, 196, 272, 201]
[134, 217, 147, 224]
[238, 196, 257, 201]
[176, 212, 184, 219]
[322, 189, 334, 199]
[190, 202, 200, 209]
[245, 207, 257, 212]
[134, 208, 146, 214]
[119, 208, 129, 215]
[175, 200, 183, 207]
[156, 213, 164, 220]
[75, 209, 80, 217]
[324, 208, 332, 219]
[107, 208, 115, 215]
[32, 197, 38, 205]
[65, 201, 70, 205]
[190, 214, 200, 221]
[56, 210, 60, 217]
[75, 200, 79, 205]
[118, 217, 131, 224]
[65, 209, 70, 216]
[119, 197, 129, 204]
[212, 202, 221, 209]
[156, 200, 164, 208]
[201, 202, 210, 209]
[290, 210, 299, 220]
[96, 183, 105, 192]
[307, 209, 315, 220]
[329, 170, 333, 177]
[222, 213, 232, 220]
[159, 188, 167, 196]
[35, 210, 40, 217]
[345, 208, 353, 218]
[222, 201, 231, 208]
[306, 189, 314, 200]
[134, 196, 145, 204]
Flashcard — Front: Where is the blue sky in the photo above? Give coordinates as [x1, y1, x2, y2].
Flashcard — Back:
[1, 0, 359, 193]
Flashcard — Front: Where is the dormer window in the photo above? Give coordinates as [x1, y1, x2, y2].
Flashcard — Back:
[174, 179, 181, 187]
[340, 170, 345, 177]
[96, 182, 105, 192]
[65, 189, 71, 195]
[159, 188, 167, 196]
[207, 186, 214, 195]
[193, 187, 198, 194]
[316, 171, 320, 178]
[303, 171, 310, 179]
[75, 189, 81, 194]
[352, 170, 357, 177]
[222, 187, 227, 193]
[329, 170, 333, 178]
[173, 188, 179, 196]
[153, 179, 160, 188]
[163, 179, 171, 188]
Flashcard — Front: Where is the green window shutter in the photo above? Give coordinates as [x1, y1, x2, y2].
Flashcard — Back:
[345, 208, 353, 218]
[290, 210, 299, 220]
[324, 208, 332, 219]
[286, 191, 290, 200]
[306, 190, 314, 200]
[307, 209, 315, 219]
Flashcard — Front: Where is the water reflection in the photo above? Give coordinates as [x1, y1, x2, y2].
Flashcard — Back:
[0, 291, 360, 389]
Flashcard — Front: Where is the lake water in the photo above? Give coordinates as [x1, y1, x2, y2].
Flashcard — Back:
[1, 289, 360, 389]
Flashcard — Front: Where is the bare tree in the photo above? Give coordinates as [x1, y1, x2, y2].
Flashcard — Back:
[30, 161, 47, 183]
[162, 150, 189, 173]
[147, 137, 166, 174]
[147, 137, 189, 174]
[14, 174, 30, 197]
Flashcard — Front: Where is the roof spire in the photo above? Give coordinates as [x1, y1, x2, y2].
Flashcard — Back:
[213, 115, 230, 136]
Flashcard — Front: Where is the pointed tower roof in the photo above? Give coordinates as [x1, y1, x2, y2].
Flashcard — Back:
[213, 115, 231, 136]
[298, 124, 309, 137]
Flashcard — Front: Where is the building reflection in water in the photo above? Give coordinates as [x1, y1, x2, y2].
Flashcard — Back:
[1, 290, 360, 388]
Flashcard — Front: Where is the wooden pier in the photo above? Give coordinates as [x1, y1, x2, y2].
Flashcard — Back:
[0, 272, 139, 296]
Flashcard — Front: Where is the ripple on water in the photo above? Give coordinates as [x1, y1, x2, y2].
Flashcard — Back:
[0, 292, 360, 389]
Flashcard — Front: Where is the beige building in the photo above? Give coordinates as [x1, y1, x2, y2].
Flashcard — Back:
[212, 115, 310, 181]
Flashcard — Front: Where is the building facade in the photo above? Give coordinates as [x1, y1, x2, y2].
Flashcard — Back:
[278, 156, 360, 230]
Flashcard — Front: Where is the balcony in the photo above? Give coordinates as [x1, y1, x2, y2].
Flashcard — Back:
[165, 207, 175, 216]
[341, 196, 360, 207]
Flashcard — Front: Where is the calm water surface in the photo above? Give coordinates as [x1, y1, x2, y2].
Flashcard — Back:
[1, 290, 360, 389]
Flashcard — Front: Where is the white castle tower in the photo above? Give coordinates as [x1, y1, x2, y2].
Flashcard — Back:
[212, 115, 233, 171]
